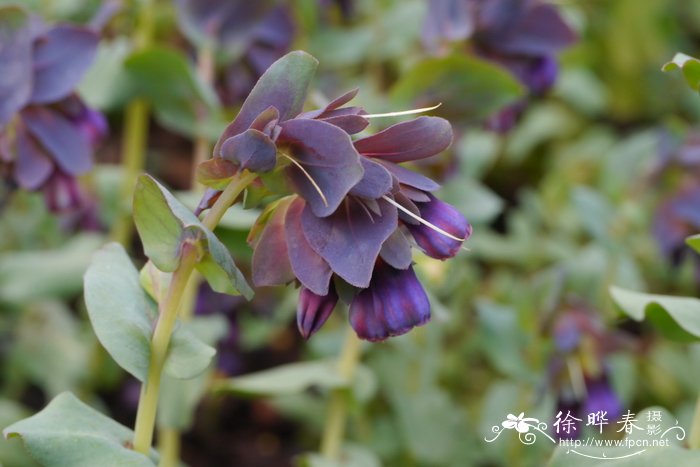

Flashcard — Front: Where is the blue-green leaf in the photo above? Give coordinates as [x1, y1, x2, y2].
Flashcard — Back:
[3, 392, 158, 467]
[610, 286, 700, 342]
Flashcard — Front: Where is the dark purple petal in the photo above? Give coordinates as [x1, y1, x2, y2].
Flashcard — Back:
[407, 194, 471, 259]
[21, 106, 92, 175]
[220, 128, 277, 173]
[285, 198, 333, 295]
[30, 25, 99, 104]
[349, 264, 430, 341]
[252, 198, 295, 287]
[379, 161, 440, 192]
[349, 158, 393, 199]
[213, 51, 318, 157]
[400, 185, 431, 202]
[353, 116, 453, 163]
[379, 229, 412, 270]
[583, 373, 623, 421]
[297, 285, 338, 339]
[55, 95, 108, 146]
[279, 118, 364, 217]
[13, 126, 53, 189]
[393, 192, 420, 225]
[301, 198, 397, 288]
[0, 6, 33, 126]
[481, 3, 576, 57]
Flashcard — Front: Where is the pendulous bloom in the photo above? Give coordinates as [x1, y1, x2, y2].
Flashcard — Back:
[422, 0, 576, 131]
[0, 6, 105, 212]
[198, 51, 471, 341]
[548, 306, 626, 439]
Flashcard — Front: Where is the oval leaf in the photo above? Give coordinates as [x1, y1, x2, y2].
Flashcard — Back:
[3, 392, 158, 466]
[610, 286, 700, 342]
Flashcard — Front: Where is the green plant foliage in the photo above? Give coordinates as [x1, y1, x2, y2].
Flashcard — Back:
[663, 53, 700, 92]
[391, 54, 525, 123]
[133, 174, 253, 298]
[610, 286, 700, 342]
[84, 243, 217, 381]
[3, 392, 159, 467]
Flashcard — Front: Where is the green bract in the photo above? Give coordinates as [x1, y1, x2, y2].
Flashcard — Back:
[133, 174, 253, 298]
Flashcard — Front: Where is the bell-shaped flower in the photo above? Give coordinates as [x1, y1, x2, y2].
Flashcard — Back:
[349, 263, 431, 341]
[297, 285, 339, 340]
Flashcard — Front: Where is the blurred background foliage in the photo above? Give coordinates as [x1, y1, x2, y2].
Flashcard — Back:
[3, 0, 700, 466]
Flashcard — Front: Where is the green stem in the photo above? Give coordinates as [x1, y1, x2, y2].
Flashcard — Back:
[132, 171, 256, 454]
[191, 42, 215, 190]
[157, 427, 180, 467]
[111, 98, 151, 245]
[689, 392, 700, 449]
[320, 328, 363, 460]
[110, 0, 155, 245]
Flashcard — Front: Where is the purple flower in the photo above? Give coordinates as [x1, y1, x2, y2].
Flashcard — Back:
[297, 285, 339, 339]
[653, 186, 700, 267]
[549, 307, 627, 438]
[349, 263, 431, 341]
[204, 51, 470, 341]
[0, 6, 103, 212]
[422, 0, 576, 131]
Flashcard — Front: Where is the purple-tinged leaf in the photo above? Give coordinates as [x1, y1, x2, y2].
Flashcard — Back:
[379, 160, 440, 192]
[213, 51, 318, 157]
[14, 126, 53, 189]
[285, 198, 333, 295]
[353, 116, 453, 163]
[30, 25, 99, 104]
[349, 158, 393, 199]
[279, 118, 364, 217]
[252, 198, 295, 288]
[349, 264, 430, 341]
[21, 106, 91, 175]
[301, 198, 397, 288]
[197, 158, 238, 190]
[407, 195, 471, 260]
[379, 229, 412, 270]
[298, 88, 359, 119]
[297, 285, 338, 339]
[221, 128, 277, 173]
[248, 105, 280, 136]
[0, 6, 33, 126]
[321, 114, 369, 134]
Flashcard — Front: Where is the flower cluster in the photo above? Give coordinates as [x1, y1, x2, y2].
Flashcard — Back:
[0, 6, 106, 211]
[199, 51, 471, 341]
[422, 0, 577, 131]
[548, 305, 627, 439]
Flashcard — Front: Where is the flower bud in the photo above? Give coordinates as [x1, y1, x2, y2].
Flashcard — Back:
[297, 285, 338, 339]
[407, 194, 471, 260]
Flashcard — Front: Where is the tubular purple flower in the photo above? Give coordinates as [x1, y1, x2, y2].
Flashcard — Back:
[297, 285, 339, 340]
[349, 264, 431, 341]
[407, 194, 471, 259]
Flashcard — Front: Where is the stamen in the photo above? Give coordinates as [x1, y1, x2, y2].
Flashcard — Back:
[382, 195, 467, 244]
[364, 103, 442, 119]
[280, 153, 329, 207]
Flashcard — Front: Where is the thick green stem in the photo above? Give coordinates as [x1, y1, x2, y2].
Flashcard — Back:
[689, 392, 700, 449]
[320, 328, 363, 460]
[132, 172, 256, 454]
[157, 428, 180, 467]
